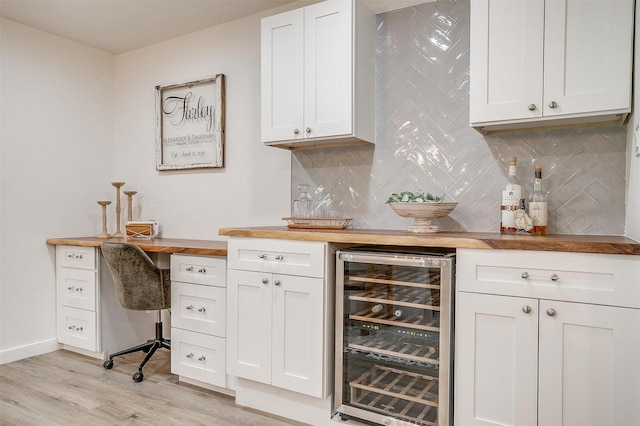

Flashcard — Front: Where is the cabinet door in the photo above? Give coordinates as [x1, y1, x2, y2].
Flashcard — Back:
[454, 292, 538, 426]
[226, 269, 272, 384]
[271, 274, 324, 398]
[303, 0, 352, 139]
[261, 8, 304, 143]
[469, 0, 544, 124]
[543, 0, 633, 117]
[539, 300, 640, 426]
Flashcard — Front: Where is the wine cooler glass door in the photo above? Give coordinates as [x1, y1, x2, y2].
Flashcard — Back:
[335, 250, 453, 426]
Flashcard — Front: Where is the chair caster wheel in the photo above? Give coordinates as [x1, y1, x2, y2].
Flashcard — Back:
[103, 360, 114, 370]
[133, 371, 144, 382]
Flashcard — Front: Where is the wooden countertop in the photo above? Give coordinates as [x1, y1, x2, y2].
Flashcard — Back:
[46, 229, 640, 257]
[218, 227, 640, 256]
[45, 236, 228, 257]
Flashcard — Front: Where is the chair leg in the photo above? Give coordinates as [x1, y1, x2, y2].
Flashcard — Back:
[103, 310, 170, 382]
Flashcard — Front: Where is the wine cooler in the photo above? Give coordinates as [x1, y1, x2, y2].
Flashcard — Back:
[334, 248, 455, 426]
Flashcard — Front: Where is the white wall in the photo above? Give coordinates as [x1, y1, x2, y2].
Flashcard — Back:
[0, 6, 293, 360]
[625, 4, 640, 241]
[114, 12, 291, 239]
[0, 18, 116, 362]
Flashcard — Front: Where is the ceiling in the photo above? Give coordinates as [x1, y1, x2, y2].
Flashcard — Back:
[0, 0, 300, 54]
[0, 0, 425, 55]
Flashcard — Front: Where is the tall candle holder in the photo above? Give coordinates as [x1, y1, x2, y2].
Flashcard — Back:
[123, 190, 137, 222]
[97, 201, 112, 239]
[111, 182, 125, 237]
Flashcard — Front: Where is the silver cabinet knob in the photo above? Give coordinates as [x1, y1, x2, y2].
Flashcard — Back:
[186, 305, 194, 311]
[547, 308, 556, 317]
[522, 306, 532, 314]
[306, 127, 311, 134]
[528, 104, 537, 111]
[274, 280, 281, 286]
[198, 268, 206, 274]
[521, 272, 530, 279]
[186, 266, 194, 272]
[258, 254, 267, 259]
[293, 129, 300, 135]
[275, 254, 284, 261]
[261, 278, 268, 284]
[549, 101, 557, 108]
[550, 274, 559, 282]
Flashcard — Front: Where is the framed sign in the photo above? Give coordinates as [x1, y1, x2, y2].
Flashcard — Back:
[156, 74, 225, 170]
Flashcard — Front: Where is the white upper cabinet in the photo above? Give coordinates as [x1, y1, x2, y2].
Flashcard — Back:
[470, 0, 634, 134]
[261, 0, 375, 149]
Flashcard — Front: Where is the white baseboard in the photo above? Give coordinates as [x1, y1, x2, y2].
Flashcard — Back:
[0, 338, 60, 365]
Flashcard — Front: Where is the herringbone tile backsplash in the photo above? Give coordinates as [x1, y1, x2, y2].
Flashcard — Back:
[291, 0, 627, 235]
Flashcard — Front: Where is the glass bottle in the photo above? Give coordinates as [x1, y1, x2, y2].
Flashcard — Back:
[293, 184, 313, 217]
[529, 167, 548, 235]
[500, 157, 523, 234]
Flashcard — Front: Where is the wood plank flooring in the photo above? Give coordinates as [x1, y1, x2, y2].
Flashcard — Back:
[0, 349, 306, 425]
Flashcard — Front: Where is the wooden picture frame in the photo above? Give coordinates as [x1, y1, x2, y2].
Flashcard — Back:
[155, 74, 225, 170]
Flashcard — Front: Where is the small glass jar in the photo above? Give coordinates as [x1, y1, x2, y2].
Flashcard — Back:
[293, 184, 313, 217]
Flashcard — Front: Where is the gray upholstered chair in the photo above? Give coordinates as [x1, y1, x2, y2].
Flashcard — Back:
[100, 242, 171, 382]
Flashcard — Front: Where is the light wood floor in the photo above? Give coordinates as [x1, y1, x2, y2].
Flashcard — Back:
[0, 349, 307, 425]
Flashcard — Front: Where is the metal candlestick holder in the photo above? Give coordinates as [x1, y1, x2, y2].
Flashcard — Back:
[97, 201, 112, 239]
[111, 182, 125, 237]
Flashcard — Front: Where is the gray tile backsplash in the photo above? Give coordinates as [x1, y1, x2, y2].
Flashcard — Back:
[291, 0, 627, 235]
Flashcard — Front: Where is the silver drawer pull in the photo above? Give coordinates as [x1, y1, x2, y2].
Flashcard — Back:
[262, 278, 268, 284]
[521, 272, 530, 279]
[275, 254, 284, 261]
[186, 266, 194, 272]
[76, 287, 83, 292]
[522, 306, 532, 314]
[186, 352, 194, 358]
[186, 305, 194, 311]
[547, 308, 557, 317]
[68, 325, 83, 331]
[198, 307, 206, 313]
[198, 355, 206, 361]
[550, 274, 559, 282]
[274, 280, 281, 286]
[198, 268, 206, 274]
[258, 253, 267, 259]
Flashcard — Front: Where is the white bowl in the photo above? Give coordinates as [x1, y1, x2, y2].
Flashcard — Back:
[388, 202, 458, 232]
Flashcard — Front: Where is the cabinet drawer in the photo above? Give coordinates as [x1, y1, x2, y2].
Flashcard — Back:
[457, 249, 640, 308]
[171, 328, 226, 388]
[228, 238, 326, 278]
[57, 306, 98, 351]
[171, 281, 226, 336]
[171, 255, 226, 287]
[57, 245, 96, 270]
[57, 268, 97, 311]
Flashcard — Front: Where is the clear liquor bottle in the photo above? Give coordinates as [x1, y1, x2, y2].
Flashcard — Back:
[500, 157, 523, 233]
[529, 167, 548, 235]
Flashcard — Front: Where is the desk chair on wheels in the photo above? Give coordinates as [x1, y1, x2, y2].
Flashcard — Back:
[100, 242, 171, 382]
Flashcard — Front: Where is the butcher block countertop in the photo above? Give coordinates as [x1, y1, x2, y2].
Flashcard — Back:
[47, 229, 640, 256]
[218, 227, 640, 256]
[45, 236, 228, 257]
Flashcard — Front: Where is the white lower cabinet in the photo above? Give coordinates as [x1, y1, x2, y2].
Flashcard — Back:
[170, 254, 228, 390]
[55, 245, 156, 358]
[226, 237, 331, 399]
[454, 248, 640, 426]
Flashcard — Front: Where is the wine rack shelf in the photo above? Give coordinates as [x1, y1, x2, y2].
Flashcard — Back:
[350, 364, 439, 426]
[348, 285, 441, 311]
[348, 333, 439, 365]
[349, 308, 440, 332]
